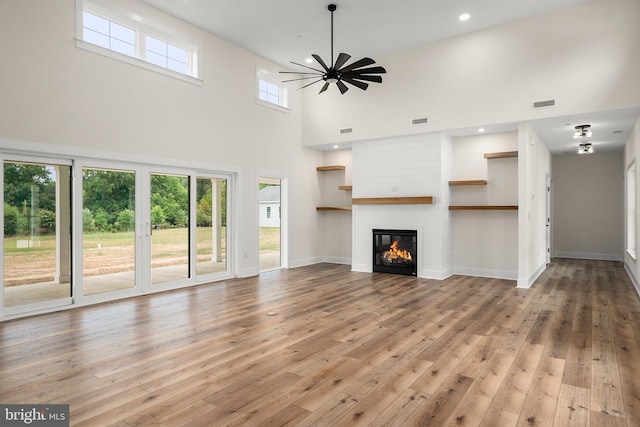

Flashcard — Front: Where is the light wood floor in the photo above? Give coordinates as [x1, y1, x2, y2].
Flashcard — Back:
[1, 258, 639, 426]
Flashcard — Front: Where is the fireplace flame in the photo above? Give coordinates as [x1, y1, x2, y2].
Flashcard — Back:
[383, 240, 413, 262]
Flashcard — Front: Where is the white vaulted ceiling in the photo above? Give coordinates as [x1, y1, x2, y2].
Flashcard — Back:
[140, 0, 638, 154]
[140, 0, 591, 68]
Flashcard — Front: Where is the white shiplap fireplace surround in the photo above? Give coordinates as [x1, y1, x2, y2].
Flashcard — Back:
[351, 133, 453, 279]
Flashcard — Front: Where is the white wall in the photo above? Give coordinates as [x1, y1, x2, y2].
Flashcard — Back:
[302, 0, 640, 149]
[450, 132, 519, 279]
[0, 0, 323, 276]
[624, 117, 640, 297]
[552, 152, 623, 261]
[518, 123, 552, 288]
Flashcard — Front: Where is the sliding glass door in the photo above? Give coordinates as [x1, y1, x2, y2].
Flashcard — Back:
[150, 172, 191, 286]
[82, 167, 137, 296]
[2, 158, 72, 311]
[1, 154, 233, 318]
[196, 175, 228, 277]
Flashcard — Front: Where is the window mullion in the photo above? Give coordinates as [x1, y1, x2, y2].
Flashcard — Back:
[138, 30, 144, 60]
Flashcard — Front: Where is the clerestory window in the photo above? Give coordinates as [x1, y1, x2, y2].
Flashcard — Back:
[256, 68, 289, 112]
[77, 1, 200, 83]
[83, 11, 136, 57]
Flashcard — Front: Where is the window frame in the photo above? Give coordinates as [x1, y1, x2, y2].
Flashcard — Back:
[76, 0, 202, 85]
[256, 68, 290, 113]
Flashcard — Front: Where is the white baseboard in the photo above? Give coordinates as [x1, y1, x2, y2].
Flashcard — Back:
[453, 266, 517, 281]
[288, 257, 323, 268]
[624, 262, 640, 299]
[554, 251, 623, 261]
[420, 268, 453, 280]
[238, 267, 259, 278]
[517, 261, 547, 289]
[351, 263, 370, 273]
[320, 256, 352, 265]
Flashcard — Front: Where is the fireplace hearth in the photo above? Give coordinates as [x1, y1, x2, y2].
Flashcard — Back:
[372, 229, 417, 276]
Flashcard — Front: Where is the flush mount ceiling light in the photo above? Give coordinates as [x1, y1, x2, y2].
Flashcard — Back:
[573, 124, 592, 139]
[578, 142, 594, 155]
[279, 4, 387, 95]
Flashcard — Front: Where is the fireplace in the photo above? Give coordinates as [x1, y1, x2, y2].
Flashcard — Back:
[372, 229, 417, 276]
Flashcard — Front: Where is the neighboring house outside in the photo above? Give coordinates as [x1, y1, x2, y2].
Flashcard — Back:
[259, 186, 281, 228]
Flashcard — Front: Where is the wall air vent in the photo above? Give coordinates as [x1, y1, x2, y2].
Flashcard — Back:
[340, 128, 353, 134]
[532, 99, 556, 109]
[412, 117, 429, 125]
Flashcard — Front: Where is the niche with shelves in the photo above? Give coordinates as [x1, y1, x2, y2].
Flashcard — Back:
[449, 151, 518, 211]
[316, 165, 352, 211]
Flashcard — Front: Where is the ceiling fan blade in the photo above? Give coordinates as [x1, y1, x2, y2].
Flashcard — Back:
[281, 76, 325, 83]
[289, 61, 325, 73]
[345, 66, 387, 75]
[342, 73, 382, 83]
[311, 54, 330, 71]
[342, 76, 369, 91]
[333, 52, 351, 70]
[338, 57, 375, 73]
[319, 82, 330, 94]
[299, 78, 324, 90]
[336, 80, 349, 94]
[279, 71, 323, 75]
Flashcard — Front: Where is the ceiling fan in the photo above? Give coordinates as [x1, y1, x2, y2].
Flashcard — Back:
[280, 4, 386, 95]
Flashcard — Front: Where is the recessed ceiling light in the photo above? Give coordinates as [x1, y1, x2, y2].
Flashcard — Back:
[459, 13, 470, 21]
[478, 128, 485, 133]
[333, 144, 339, 149]
[305, 57, 314, 64]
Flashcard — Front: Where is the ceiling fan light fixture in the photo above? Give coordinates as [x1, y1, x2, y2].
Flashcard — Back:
[573, 124, 592, 139]
[279, 3, 386, 95]
[578, 142, 594, 155]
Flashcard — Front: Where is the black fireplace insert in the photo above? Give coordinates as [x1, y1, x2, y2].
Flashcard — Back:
[372, 229, 417, 276]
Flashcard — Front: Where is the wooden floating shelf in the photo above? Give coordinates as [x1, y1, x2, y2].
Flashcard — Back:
[338, 185, 352, 190]
[316, 165, 345, 171]
[449, 180, 487, 186]
[352, 196, 433, 205]
[449, 205, 518, 211]
[316, 206, 352, 211]
[483, 151, 518, 159]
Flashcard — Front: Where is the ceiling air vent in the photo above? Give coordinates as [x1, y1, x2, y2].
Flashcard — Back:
[532, 99, 556, 109]
[340, 128, 353, 134]
[412, 117, 429, 125]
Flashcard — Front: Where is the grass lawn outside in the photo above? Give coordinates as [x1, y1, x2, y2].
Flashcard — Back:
[4, 226, 280, 286]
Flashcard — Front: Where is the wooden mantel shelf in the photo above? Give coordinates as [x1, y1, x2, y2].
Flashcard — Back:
[316, 206, 352, 211]
[316, 165, 345, 171]
[449, 205, 518, 211]
[483, 151, 518, 159]
[449, 180, 487, 186]
[352, 196, 433, 205]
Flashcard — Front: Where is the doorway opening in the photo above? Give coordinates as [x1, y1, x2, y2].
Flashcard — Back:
[259, 177, 281, 271]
